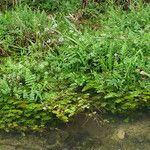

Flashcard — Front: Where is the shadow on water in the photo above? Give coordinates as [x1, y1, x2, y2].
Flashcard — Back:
[0, 111, 150, 150]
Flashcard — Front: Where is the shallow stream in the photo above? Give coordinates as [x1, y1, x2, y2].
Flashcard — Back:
[0, 113, 150, 150]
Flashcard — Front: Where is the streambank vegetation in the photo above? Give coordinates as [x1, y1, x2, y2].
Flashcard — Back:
[0, 0, 150, 131]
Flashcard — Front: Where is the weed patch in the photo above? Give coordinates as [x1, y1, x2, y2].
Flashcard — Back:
[0, 2, 150, 131]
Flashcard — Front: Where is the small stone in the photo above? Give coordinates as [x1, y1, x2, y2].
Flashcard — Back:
[116, 129, 125, 140]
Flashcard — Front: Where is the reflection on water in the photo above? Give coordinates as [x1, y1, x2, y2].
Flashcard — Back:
[0, 113, 150, 150]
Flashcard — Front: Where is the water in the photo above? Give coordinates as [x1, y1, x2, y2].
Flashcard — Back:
[0, 113, 149, 150]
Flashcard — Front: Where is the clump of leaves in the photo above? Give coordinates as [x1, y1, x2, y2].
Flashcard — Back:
[0, 92, 90, 131]
[0, 6, 62, 55]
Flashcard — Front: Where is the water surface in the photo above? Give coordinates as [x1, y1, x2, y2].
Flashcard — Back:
[0, 113, 149, 150]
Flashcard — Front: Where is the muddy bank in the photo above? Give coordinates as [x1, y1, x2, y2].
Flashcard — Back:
[0, 113, 150, 150]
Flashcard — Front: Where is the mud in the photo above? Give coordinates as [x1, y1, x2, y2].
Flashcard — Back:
[0, 113, 149, 150]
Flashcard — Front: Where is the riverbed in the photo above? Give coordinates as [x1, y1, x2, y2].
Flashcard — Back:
[0, 112, 149, 150]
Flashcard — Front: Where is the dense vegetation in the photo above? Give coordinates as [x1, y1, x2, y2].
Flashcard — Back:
[0, 0, 150, 131]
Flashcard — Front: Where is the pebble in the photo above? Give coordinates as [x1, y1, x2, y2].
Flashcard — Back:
[116, 129, 126, 140]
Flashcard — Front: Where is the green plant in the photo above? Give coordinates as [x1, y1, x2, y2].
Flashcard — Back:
[0, 2, 150, 131]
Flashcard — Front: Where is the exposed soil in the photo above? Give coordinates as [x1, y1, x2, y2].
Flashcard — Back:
[0, 112, 150, 150]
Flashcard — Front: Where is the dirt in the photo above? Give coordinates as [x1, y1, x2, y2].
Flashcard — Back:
[0, 113, 149, 150]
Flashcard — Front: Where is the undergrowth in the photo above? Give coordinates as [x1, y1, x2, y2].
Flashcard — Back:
[0, 1, 150, 131]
